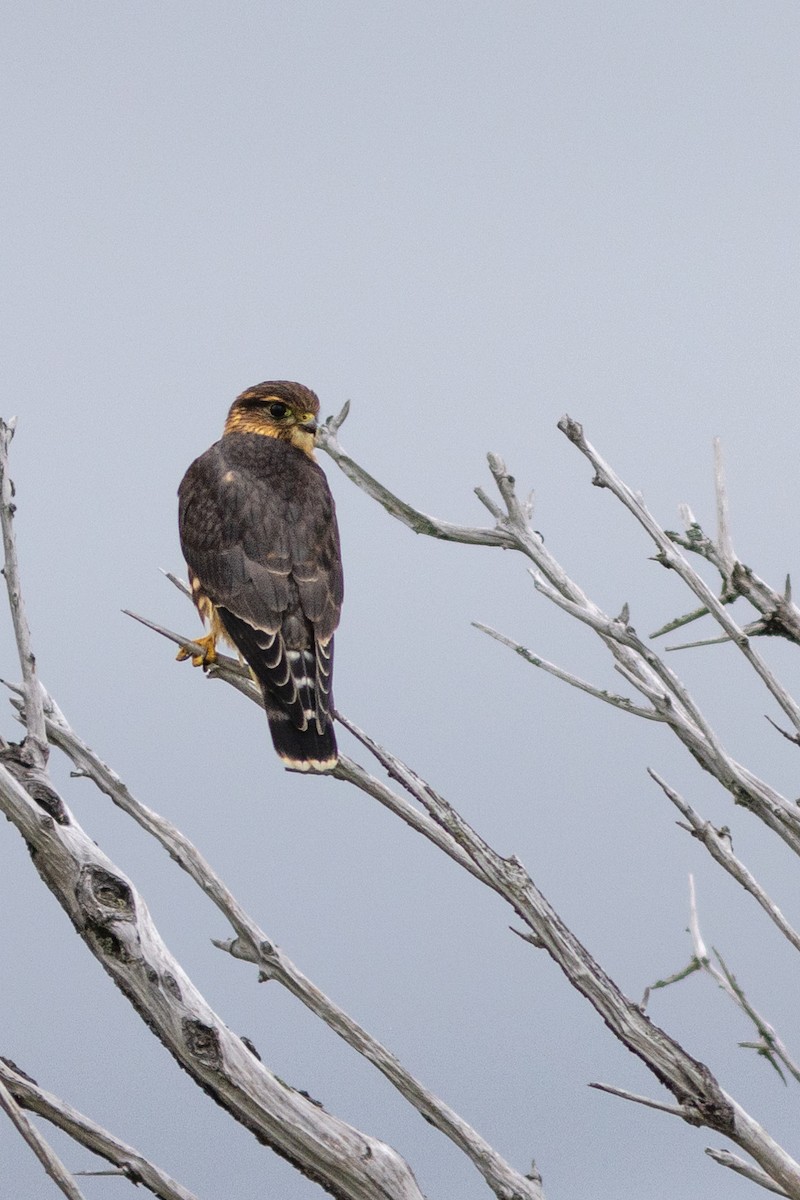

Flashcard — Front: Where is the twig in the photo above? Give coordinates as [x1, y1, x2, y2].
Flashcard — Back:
[317, 416, 513, 547]
[588, 1081, 688, 1121]
[706, 1148, 791, 1197]
[713, 438, 735, 570]
[681, 879, 800, 1084]
[0, 418, 47, 764]
[649, 772, 800, 956]
[0, 1059, 200, 1200]
[558, 416, 800, 732]
[651, 604, 713, 639]
[473, 622, 664, 720]
[716, 951, 800, 1086]
[0, 1073, 87, 1200]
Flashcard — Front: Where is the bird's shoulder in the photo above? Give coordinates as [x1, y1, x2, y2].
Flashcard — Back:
[180, 432, 327, 499]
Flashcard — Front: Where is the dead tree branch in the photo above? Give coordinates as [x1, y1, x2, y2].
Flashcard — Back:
[0, 1059, 200, 1200]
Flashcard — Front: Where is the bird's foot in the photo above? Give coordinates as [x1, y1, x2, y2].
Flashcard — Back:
[176, 632, 218, 668]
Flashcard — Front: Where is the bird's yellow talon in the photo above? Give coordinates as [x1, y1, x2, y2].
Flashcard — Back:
[176, 633, 218, 668]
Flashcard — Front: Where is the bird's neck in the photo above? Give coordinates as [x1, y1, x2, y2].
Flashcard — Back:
[223, 411, 317, 458]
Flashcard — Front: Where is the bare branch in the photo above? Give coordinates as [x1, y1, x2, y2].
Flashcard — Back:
[473, 622, 664, 721]
[333, 737, 483, 882]
[123, 610, 259, 707]
[42, 697, 543, 1200]
[651, 603, 714, 639]
[706, 1148, 791, 1196]
[316, 418, 513, 547]
[669, 476, 800, 647]
[0, 1072, 87, 1200]
[662, 508, 800, 647]
[558, 415, 800, 731]
[319, 420, 800, 855]
[588, 1081, 689, 1121]
[0, 418, 47, 765]
[713, 438, 735, 569]
[0, 1059, 200, 1200]
[715, 951, 800, 1086]
[649, 772, 800, 956]
[161, 569, 192, 599]
[0, 760, 425, 1200]
[322, 400, 351, 435]
[668, 881, 800, 1086]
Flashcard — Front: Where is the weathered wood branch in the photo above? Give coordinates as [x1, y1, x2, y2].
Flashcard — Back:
[318, 418, 800, 857]
[0, 417, 47, 765]
[558, 415, 800, 726]
[705, 1147, 791, 1197]
[657, 439, 800, 646]
[0, 419, 426, 1200]
[0, 756, 425, 1200]
[142, 604, 800, 1195]
[0, 1068, 87, 1200]
[310, 412, 800, 1196]
[40, 691, 542, 1200]
[317, 408, 513, 548]
[649, 771, 800, 956]
[0, 1059, 200, 1200]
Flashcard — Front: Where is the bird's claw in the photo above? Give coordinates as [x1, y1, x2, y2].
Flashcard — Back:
[176, 633, 218, 668]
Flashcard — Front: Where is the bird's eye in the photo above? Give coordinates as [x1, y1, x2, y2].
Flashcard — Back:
[267, 401, 289, 419]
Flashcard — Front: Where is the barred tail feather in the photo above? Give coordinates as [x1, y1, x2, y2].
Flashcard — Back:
[217, 606, 338, 770]
[262, 693, 338, 771]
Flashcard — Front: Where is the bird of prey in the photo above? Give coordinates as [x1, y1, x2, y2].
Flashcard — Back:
[177, 381, 343, 771]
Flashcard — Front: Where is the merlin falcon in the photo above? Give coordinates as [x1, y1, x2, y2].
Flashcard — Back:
[177, 381, 344, 770]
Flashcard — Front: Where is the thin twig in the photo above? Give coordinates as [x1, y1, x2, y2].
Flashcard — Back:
[713, 438, 735, 570]
[706, 1148, 791, 1197]
[0, 1074, 87, 1200]
[473, 622, 664, 720]
[0, 418, 47, 764]
[588, 1081, 689, 1121]
[316, 418, 513, 547]
[682, 880, 800, 1084]
[161, 569, 192, 599]
[649, 772, 800, 956]
[0, 1059, 200, 1200]
[559, 416, 800, 731]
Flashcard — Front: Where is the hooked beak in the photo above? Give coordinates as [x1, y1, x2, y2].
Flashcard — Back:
[298, 415, 319, 434]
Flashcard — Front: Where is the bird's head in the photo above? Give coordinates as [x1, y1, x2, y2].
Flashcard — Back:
[224, 381, 321, 456]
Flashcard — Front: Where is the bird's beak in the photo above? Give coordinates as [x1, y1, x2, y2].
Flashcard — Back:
[299, 415, 319, 434]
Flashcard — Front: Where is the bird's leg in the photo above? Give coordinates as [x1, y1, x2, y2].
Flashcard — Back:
[176, 631, 218, 668]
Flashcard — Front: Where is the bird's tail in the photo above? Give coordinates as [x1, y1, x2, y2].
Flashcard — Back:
[262, 690, 338, 771]
[217, 606, 338, 771]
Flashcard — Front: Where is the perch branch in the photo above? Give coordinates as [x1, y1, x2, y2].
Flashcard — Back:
[39, 694, 543, 1200]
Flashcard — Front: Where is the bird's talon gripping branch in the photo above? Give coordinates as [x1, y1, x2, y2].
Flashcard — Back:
[176, 632, 218, 668]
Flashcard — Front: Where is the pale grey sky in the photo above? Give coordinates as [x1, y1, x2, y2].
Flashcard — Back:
[2, 3, 799, 1198]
